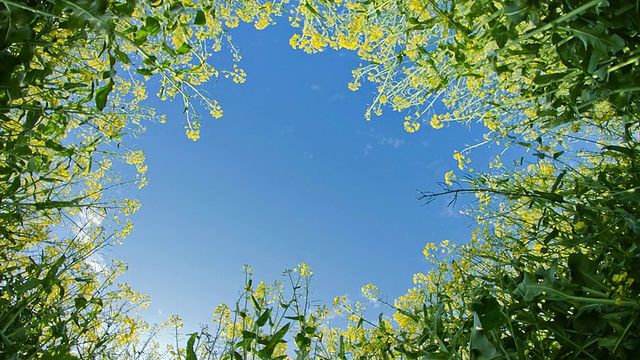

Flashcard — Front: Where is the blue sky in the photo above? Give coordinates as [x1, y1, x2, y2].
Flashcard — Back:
[112, 21, 485, 331]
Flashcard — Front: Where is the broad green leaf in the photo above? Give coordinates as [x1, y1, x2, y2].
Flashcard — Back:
[568, 253, 605, 290]
[194, 10, 206, 25]
[95, 79, 113, 111]
[472, 294, 502, 332]
[186, 333, 199, 360]
[470, 313, 499, 359]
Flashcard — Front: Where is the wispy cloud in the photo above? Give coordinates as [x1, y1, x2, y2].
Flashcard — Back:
[378, 136, 404, 148]
[439, 205, 462, 219]
[363, 128, 405, 150]
[363, 144, 373, 156]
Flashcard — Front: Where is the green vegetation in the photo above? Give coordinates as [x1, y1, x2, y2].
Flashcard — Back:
[1, 0, 638, 358]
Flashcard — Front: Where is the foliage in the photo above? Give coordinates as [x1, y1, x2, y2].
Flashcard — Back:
[281, 0, 640, 358]
[1, 0, 284, 358]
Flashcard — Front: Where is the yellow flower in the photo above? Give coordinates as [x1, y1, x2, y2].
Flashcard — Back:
[289, 34, 301, 49]
[185, 128, 200, 141]
[225, 16, 239, 28]
[361, 283, 380, 300]
[430, 114, 444, 129]
[444, 170, 455, 185]
[404, 120, 420, 133]
[348, 80, 361, 91]
[296, 263, 313, 276]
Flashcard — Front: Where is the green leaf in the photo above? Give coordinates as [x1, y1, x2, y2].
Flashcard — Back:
[270, 323, 290, 346]
[574, 307, 606, 335]
[549, 169, 566, 192]
[143, 16, 161, 36]
[44, 140, 67, 153]
[502, 0, 530, 24]
[6, 177, 20, 196]
[514, 272, 543, 301]
[568, 253, 605, 290]
[136, 68, 155, 76]
[432, 302, 444, 337]
[295, 332, 311, 349]
[74, 296, 87, 310]
[472, 294, 502, 332]
[95, 79, 113, 111]
[615, 208, 640, 233]
[256, 308, 271, 327]
[27, 157, 42, 172]
[114, 47, 132, 64]
[490, 56, 510, 74]
[143, 55, 157, 66]
[587, 50, 605, 74]
[533, 190, 563, 202]
[112, 1, 135, 16]
[470, 313, 499, 359]
[186, 333, 199, 360]
[63, 82, 89, 90]
[378, 312, 385, 331]
[19, 278, 39, 292]
[603, 145, 635, 156]
[491, 25, 510, 48]
[34, 199, 79, 211]
[161, 42, 177, 57]
[176, 43, 192, 55]
[571, 24, 625, 53]
[303, 3, 324, 18]
[194, 10, 206, 25]
[241, 330, 256, 339]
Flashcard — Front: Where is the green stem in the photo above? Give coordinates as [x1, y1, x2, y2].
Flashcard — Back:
[533, 284, 640, 308]
[609, 55, 640, 73]
[613, 311, 639, 354]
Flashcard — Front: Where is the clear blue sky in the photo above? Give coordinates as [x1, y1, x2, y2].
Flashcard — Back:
[112, 21, 485, 331]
